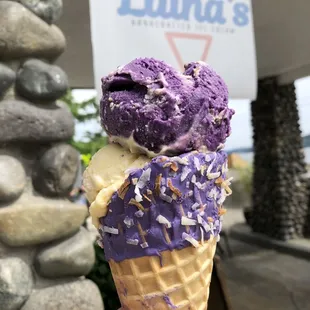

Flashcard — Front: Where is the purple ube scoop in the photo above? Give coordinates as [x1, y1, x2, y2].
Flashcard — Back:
[100, 58, 235, 156]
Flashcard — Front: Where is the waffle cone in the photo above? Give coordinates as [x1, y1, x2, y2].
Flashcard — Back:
[109, 237, 217, 310]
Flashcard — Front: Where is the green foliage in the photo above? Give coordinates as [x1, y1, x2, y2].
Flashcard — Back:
[86, 243, 121, 310]
[62, 90, 108, 159]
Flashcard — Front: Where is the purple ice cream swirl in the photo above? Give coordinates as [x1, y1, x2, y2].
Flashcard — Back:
[100, 58, 235, 157]
[98, 150, 229, 262]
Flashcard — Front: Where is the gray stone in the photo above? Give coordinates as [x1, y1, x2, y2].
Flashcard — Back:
[0, 197, 88, 246]
[20, 0, 63, 24]
[0, 155, 26, 203]
[16, 59, 68, 101]
[0, 1, 65, 60]
[0, 257, 33, 310]
[35, 227, 95, 278]
[21, 280, 104, 310]
[0, 62, 15, 96]
[33, 144, 79, 197]
[0, 100, 74, 143]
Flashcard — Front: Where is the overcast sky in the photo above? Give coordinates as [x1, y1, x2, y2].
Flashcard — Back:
[73, 76, 310, 150]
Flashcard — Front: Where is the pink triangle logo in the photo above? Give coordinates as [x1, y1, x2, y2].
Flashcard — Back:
[165, 32, 213, 70]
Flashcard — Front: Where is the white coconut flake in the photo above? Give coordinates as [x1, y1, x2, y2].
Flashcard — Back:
[126, 239, 139, 245]
[191, 202, 200, 210]
[136, 168, 151, 188]
[103, 226, 119, 234]
[140, 242, 149, 248]
[160, 186, 173, 203]
[208, 172, 221, 179]
[124, 216, 134, 228]
[160, 193, 173, 203]
[222, 161, 228, 173]
[181, 216, 197, 226]
[135, 210, 144, 218]
[181, 166, 191, 182]
[218, 188, 227, 205]
[197, 215, 211, 233]
[186, 181, 190, 189]
[191, 174, 197, 184]
[205, 154, 212, 162]
[173, 157, 189, 165]
[182, 232, 199, 248]
[195, 182, 206, 190]
[194, 157, 201, 171]
[200, 227, 204, 244]
[156, 215, 171, 228]
[208, 187, 218, 199]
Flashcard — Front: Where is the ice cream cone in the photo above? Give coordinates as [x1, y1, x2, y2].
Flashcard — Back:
[109, 237, 217, 310]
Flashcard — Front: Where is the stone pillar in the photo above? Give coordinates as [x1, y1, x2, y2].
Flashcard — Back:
[0, 2, 103, 309]
[250, 77, 308, 240]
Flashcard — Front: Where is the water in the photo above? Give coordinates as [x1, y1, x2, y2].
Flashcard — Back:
[238, 147, 310, 164]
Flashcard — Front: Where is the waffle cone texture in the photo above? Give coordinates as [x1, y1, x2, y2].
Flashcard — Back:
[109, 237, 217, 310]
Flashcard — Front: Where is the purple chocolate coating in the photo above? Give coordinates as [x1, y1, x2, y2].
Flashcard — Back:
[100, 58, 234, 155]
[99, 150, 227, 262]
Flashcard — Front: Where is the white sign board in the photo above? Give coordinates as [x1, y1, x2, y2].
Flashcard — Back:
[89, 0, 257, 100]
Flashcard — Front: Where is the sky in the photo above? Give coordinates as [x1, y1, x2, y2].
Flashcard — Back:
[72, 76, 310, 150]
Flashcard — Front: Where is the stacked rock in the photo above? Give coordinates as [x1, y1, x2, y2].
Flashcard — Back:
[250, 77, 308, 240]
[0, 2, 103, 310]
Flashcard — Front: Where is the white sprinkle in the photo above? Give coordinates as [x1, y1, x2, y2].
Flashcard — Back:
[103, 226, 119, 234]
[182, 232, 199, 248]
[214, 220, 220, 228]
[186, 181, 190, 188]
[134, 186, 143, 202]
[126, 239, 139, 245]
[181, 216, 197, 226]
[191, 202, 200, 210]
[200, 227, 204, 244]
[188, 190, 193, 197]
[181, 166, 191, 182]
[124, 216, 134, 228]
[135, 210, 144, 218]
[187, 212, 193, 218]
[141, 242, 149, 248]
[194, 157, 201, 170]
[156, 215, 171, 228]
[197, 215, 211, 233]
[216, 234, 221, 242]
[191, 175, 197, 184]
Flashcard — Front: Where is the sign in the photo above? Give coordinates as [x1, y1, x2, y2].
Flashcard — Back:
[89, 0, 257, 100]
